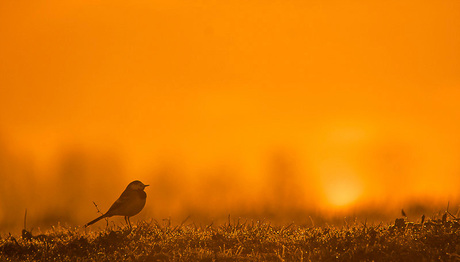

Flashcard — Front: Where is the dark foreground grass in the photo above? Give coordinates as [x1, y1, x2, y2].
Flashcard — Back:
[1, 217, 460, 261]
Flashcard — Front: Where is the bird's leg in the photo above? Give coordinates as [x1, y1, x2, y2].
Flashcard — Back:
[125, 216, 132, 229]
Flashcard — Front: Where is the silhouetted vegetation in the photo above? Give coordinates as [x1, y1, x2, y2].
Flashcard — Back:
[2, 214, 460, 261]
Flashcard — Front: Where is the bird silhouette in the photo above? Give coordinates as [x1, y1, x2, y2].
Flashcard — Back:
[85, 180, 148, 228]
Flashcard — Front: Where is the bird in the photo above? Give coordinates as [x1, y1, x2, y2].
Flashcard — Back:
[85, 180, 149, 228]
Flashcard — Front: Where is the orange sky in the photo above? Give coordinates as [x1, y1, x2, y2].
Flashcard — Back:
[1, 0, 460, 211]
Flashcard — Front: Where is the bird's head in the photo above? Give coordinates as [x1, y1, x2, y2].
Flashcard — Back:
[127, 180, 149, 191]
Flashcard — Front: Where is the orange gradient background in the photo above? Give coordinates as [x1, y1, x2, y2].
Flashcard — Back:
[1, 0, 460, 231]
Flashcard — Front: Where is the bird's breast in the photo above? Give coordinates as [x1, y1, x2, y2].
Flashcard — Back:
[140, 190, 147, 199]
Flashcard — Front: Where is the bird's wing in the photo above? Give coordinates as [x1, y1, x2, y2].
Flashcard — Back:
[106, 190, 135, 215]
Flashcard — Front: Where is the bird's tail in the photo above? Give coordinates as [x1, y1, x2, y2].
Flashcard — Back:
[85, 214, 107, 227]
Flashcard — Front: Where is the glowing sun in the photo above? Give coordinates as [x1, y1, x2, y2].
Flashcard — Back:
[319, 163, 364, 208]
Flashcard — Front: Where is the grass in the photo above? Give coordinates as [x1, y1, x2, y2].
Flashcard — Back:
[1, 216, 460, 261]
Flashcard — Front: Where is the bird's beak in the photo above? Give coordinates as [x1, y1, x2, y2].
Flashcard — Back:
[144, 184, 149, 188]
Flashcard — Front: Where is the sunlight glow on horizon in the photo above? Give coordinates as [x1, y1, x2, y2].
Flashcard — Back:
[317, 157, 365, 208]
[324, 177, 363, 208]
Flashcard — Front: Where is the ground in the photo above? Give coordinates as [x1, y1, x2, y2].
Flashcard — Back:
[1, 216, 460, 261]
